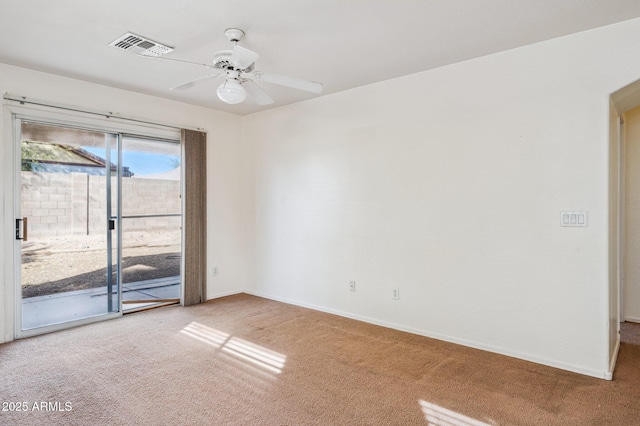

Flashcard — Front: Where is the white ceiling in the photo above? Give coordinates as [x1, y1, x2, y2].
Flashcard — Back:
[2, 0, 640, 116]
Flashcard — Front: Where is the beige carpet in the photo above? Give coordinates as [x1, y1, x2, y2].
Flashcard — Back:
[1, 294, 639, 425]
[621, 321, 640, 346]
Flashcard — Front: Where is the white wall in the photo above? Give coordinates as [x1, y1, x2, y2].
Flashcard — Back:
[241, 18, 640, 378]
[0, 63, 244, 342]
[624, 107, 640, 322]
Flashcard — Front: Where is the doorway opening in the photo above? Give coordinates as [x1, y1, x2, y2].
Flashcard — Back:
[611, 81, 640, 361]
[620, 108, 640, 328]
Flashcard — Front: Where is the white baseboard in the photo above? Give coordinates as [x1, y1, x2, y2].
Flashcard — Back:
[206, 290, 243, 300]
[606, 338, 620, 381]
[624, 316, 640, 323]
[244, 290, 612, 380]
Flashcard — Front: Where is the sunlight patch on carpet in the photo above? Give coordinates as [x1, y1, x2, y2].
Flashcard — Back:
[180, 321, 230, 346]
[419, 400, 494, 426]
[181, 321, 287, 374]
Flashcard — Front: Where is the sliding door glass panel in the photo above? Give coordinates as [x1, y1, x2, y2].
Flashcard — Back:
[19, 121, 120, 330]
[119, 136, 182, 311]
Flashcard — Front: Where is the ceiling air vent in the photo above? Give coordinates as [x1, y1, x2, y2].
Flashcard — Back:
[108, 32, 173, 57]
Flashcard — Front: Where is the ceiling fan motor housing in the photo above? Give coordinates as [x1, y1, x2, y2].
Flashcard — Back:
[212, 50, 254, 72]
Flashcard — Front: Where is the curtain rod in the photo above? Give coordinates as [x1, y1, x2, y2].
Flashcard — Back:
[3, 93, 205, 133]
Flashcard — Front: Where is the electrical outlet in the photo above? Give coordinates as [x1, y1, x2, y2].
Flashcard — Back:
[392, 288, 400, 300]
[349, 280, 356, 292]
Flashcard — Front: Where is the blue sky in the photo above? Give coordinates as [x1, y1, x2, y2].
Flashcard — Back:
[83, 147, 180, 176]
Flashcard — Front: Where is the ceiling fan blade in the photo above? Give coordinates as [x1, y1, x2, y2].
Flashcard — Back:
[230, 45, 259, 69]
[243, 80, 274, 106]
[149, 56, 212, 68]
[170, 73, 222, 91]
[249, 71, 322, 94]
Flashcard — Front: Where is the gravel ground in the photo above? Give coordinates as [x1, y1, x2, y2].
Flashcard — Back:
[21, 231, 181, 298]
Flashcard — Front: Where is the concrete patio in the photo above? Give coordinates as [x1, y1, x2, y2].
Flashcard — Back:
[22, 276, 180, 330]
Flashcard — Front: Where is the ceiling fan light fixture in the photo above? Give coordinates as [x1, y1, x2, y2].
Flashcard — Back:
[217, 79, 246, 104]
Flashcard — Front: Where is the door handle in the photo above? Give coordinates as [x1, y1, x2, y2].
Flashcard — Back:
[15, 217, 27, 241]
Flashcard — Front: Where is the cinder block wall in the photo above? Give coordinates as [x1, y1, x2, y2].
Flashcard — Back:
[21, 171, 181, 238]
[21, 171, 72, 237]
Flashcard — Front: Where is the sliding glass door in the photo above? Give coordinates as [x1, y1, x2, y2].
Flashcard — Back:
[18, 121, 120, 330]
[16, 120, 182, 332]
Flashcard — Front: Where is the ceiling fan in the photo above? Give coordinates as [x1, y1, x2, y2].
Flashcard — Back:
[168, 28, 323, 105]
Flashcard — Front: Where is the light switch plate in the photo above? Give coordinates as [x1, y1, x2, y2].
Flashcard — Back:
[560, 211, 587, 227]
